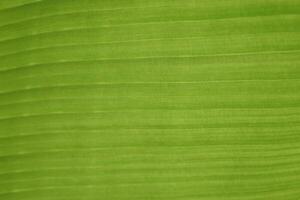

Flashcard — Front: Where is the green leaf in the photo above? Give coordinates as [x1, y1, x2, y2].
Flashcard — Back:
[0, 0, 300, 199]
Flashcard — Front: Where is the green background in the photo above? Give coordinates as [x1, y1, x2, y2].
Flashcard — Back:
[0, 0, 300, 199]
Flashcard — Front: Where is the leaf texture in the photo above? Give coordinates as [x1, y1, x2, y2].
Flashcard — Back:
[0, 0, 300, 199]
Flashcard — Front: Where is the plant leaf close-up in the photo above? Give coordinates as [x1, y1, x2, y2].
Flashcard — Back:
[0, 0, 300, 200]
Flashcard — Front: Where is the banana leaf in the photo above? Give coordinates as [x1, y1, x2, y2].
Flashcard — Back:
[0, 0, 300, 199]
